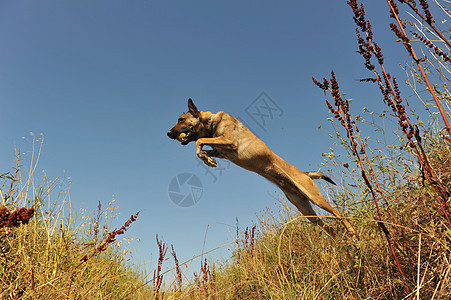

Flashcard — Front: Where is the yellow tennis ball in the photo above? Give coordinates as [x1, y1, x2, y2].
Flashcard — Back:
[177, 132, 187, 142]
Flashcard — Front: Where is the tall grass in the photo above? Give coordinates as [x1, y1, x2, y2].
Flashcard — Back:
[0, 136, 152, 299]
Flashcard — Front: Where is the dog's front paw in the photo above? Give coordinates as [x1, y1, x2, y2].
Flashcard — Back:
[197, 150, 217, 167]
[205, 157, 217, 167]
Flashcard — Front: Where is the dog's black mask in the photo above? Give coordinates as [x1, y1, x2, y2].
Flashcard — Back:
[167, 99, 201, 145]
[167, 125, 199, 145]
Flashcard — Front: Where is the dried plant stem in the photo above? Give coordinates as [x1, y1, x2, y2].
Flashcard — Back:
[67, 212, 140, 299]
[347, 0, 451, 227]
[154, 234, 167, 300]
[416, 233, 422, 299]
[386, 0, 451, 226]
[278, 217, 300, 288]
[401, 0, 451, 50]
[170, 245, 182, 295]
[123, 240, 237, 298]
[380, 63, 451, 226]
[314, 69, 410, 295]
[388, 0, 451, 136]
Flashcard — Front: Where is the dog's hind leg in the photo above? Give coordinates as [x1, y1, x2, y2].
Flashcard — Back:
[283, 190, 325, 227]
[305, 192, 356, 236]
[286, 172, 356, 236]
[282, 171, 356, 236]
[283, 190, 338, 235]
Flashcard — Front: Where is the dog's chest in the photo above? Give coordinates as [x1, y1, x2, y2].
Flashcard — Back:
[212, 144, 266, 172]
[212, 146, 238, 161]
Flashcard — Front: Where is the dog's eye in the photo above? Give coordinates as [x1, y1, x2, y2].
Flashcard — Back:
[177, 118, 185, 124]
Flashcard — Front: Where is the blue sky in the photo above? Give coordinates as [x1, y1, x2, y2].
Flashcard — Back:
[1, 0, 412, 279]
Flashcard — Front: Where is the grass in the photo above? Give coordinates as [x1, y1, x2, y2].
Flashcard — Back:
[2, 0, 451, 299]
[0, 143, 152, 299]
[3, 136, 447, 299]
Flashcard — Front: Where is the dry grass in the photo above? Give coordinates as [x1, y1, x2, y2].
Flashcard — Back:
[0, 143, 152, 299]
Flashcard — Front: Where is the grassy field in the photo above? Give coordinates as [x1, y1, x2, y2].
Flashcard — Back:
[0, 145, 153, 299]
[2, 0, 451, 299]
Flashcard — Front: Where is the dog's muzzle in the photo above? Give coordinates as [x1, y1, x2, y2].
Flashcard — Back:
[167, 129, 195, 145]
[167, 130, 177, 139]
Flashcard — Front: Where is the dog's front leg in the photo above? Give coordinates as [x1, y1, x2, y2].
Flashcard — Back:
[196, 137, 237, 168]
[196, 141, 218, 168]
[197, 148, 218, 167]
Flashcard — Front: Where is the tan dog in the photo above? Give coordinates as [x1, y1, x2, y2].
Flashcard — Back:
[167, 99, 356, 236]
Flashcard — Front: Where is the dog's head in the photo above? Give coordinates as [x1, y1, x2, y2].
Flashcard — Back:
[167, 99, 212, 145]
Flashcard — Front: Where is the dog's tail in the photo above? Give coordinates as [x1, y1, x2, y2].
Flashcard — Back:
[305, 171, 336, 185]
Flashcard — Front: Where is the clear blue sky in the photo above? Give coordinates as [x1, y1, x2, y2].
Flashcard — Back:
[1, 0, 410, 279]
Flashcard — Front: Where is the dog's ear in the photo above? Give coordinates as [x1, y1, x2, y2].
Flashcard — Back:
[188, 98, 199, 117]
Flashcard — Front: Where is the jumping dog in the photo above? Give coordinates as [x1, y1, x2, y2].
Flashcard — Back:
[167, 99, 356, 236]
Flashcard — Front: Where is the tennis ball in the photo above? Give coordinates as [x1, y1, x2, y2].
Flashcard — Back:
[177, 132, 187, 142]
